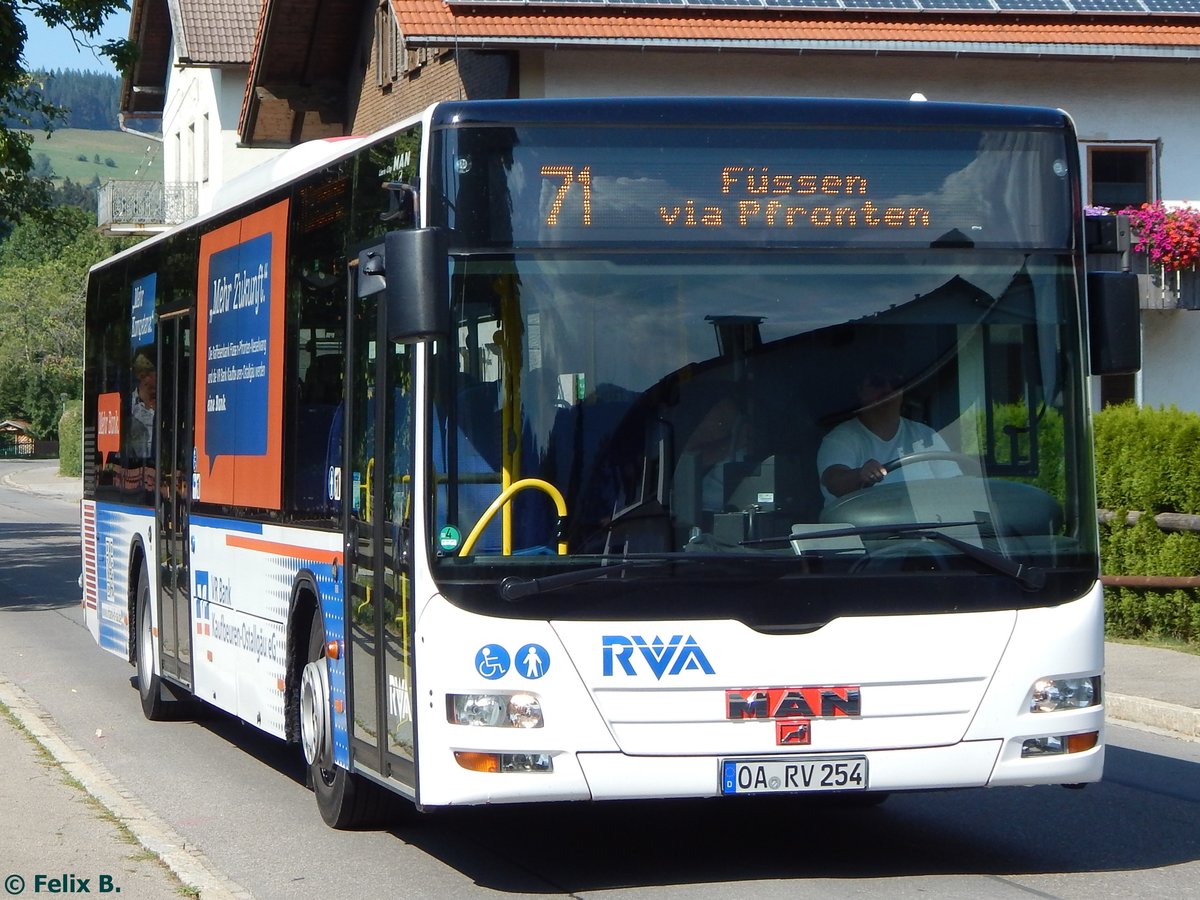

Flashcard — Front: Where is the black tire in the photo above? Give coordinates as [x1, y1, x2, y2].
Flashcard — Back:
[135, 567, 170, 721]
[303, 613, 395, 828]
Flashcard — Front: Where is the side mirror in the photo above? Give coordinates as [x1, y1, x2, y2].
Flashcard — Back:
[1087, 271, 1141, 376]
[1084, 214, 1131, 255]
[357, 228, 448, 343]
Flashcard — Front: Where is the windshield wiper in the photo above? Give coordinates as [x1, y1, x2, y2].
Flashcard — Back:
[497, 549, 788, 602]
[499, 559, 670, 602]
[744, 522, 1046, 591]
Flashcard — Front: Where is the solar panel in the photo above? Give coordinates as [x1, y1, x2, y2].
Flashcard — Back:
[919, 0, 996, 9]
[761, 0, 843, 8]
[990, 0, 1073, 11]
[444, 0, 1200, 15]
[840, 0, 921, 9]
[1069, 0, 1147, 9]
[1142, 0, 1200, 10]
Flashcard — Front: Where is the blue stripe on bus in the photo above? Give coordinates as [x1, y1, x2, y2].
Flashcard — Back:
[188, 515, 265, 534]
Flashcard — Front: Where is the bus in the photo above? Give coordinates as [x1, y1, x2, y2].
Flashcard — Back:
[82, 97, 1139, 827]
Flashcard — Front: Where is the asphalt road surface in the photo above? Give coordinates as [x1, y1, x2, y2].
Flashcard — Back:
[0, 469, 1197, 899]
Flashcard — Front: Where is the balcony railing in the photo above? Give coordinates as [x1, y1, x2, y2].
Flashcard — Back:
[1088, 250, 1200, 310]
[98, 180, 198, 234]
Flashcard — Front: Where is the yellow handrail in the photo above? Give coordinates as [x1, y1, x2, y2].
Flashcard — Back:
[458, 478, 567, 557]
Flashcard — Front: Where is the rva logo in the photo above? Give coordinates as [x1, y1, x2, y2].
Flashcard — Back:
[388, 673, 412, 722]
[601, 635, 715, 679]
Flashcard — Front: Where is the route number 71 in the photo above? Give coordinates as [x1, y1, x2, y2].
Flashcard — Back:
[540, 165, 592, 226]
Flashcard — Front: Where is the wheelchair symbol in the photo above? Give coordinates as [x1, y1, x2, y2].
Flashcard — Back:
[475, 645, 511, 680]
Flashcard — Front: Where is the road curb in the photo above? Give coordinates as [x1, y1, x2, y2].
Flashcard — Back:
[0, 466, 80, 503]
[0, 677, 253, 900]
[1107, 691, 1200, 742]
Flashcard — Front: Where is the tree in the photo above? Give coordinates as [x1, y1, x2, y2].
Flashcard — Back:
[31, 151, 53, 177]
[51, 176, 96, 211]
[0, 206, 134, 437]
[0, 1, 135, 225]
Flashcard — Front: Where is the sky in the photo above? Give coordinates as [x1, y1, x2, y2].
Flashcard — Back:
[19, 9, 132, 75]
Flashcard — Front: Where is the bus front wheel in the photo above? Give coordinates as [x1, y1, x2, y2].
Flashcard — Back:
[302, 613, 391, 828]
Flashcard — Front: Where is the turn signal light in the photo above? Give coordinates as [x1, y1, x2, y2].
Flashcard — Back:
[1066, 731, 1099, 753]
[453, 751, 554, 773]
[454, 752, 500, 773]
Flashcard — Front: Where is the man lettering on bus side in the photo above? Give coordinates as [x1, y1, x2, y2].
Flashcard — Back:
[816, 364, 958, 506]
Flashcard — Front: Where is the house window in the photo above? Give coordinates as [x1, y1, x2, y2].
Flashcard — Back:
[201, 114, 210, 184]
[1087, 145, 1154, 210]
[186, 121, 195, 184]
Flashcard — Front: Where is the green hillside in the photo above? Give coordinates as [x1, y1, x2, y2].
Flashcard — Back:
[24, 128, 162, 184]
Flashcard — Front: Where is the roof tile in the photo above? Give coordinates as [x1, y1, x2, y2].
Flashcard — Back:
[391, 0, 1200, 47]
[179, 0, 261, 63]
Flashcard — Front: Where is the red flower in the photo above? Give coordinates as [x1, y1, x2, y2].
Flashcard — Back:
[1121, 202, 1200, 273]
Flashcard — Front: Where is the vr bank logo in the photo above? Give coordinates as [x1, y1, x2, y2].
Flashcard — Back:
[601, 635, 715, 679]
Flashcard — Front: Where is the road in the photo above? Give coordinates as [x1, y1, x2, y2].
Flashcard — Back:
[0, 469, 1198, 899]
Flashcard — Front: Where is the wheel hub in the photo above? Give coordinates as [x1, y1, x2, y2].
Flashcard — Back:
[300, 658, 332, 767]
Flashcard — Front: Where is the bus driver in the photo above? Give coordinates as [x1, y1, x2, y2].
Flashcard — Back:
[816, 364, 958, 507]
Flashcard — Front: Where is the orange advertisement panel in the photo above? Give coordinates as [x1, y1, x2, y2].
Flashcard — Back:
[96, 392, 121, 458]
[193, 200, 289, 509]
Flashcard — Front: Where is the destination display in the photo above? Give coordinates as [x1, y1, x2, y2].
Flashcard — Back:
[435, 125, 1073, 250]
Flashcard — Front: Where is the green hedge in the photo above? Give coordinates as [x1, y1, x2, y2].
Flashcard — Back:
[58, 400, 82, 478]
[1095, 402, 1200, 646]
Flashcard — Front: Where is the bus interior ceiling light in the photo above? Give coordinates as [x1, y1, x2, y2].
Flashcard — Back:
[448, 692, 544, 728]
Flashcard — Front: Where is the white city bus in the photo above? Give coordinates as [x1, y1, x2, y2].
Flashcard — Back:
[82, 97, 1139, 827]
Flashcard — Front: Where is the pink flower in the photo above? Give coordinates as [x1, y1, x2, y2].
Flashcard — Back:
[1121, 202, 1200, 273]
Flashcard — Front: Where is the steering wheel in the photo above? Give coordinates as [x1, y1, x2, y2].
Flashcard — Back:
[819, 452, 980, 527]
[882, 450, 982, 476]
[820, 451, 1063, 537]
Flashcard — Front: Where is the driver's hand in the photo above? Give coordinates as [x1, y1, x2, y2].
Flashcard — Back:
[859, 459, 888, 487]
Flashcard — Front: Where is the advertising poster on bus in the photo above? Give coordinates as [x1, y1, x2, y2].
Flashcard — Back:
[193, 200, 289, 509]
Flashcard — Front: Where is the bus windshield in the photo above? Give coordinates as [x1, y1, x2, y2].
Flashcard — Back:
[430, 248, 1096, 622]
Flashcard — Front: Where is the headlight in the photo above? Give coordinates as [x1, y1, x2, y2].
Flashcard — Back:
[448, 692, 544, 728]
[1029, 676, 1100, 713]
[506, 692, 543, 728]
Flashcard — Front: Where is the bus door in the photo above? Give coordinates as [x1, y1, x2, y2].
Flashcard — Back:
[155, 309, 193, 688]
[345, 258, 415, 786]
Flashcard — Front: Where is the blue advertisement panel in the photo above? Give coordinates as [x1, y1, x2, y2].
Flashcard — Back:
[130, 273, 156, 349]
[194, 200, 288, 510]
[204, 232, 272, 458]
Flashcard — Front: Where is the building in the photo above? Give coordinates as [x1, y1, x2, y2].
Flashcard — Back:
[116, 0, 1200, 411]
[104, 0, 288, 232]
